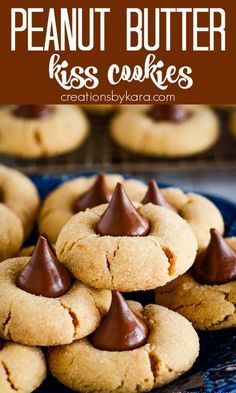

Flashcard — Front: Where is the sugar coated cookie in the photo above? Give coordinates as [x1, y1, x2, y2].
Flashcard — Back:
[0, 235, 111, 346]
[138, 180, 224, 249]
[56, 183, 197, 291]
[0, 340, 46, 393]
[155, 233, 236, 330]
[0, 165, 40, 238]
[0, 204, 23, 262]
[39, 173, 146, 244]
[49, 295, 199, 392]
[0, 105, 89, 157]
[111, 105, 219, 157]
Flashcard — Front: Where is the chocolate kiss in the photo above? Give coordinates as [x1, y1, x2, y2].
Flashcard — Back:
[17, 235, 72, 298]
[91, 291, 148, 351]
[147, 105, 188, 122]
[13, 105, 53, 119]
[96, 183, 150, 236]
[142, 179, 176, 211]
[192, 229, 236, 285]
[74, 173, 110, 213]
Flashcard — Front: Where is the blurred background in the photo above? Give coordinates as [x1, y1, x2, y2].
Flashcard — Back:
[0, 105, 235, 202]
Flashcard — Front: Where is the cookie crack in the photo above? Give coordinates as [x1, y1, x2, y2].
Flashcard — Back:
[59, 301, 79, 339]
[161, 246, 176, 275]
[173, 300, 203, 312]
[105, 252, 114, 286]
[148, 238, 176, 276]
[58, 236, 89, 258]
[105, 242, 120, 286]
[2, 309, 12, 338]
[145, 347, 160, 387]
[1, 361, 18, 391]
[208, 310, 235, 328]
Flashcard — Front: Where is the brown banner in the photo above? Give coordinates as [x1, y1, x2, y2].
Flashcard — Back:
[0, 0, 235, 104]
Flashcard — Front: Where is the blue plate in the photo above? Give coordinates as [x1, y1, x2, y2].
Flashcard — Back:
[30, 173, 236, 393]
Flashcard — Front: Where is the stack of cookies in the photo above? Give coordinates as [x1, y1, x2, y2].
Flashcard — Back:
[0, 171, 235, 393]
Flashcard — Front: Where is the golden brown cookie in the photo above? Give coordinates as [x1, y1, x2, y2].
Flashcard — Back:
[0, 257, 111, 346]
[156, 187, 224, 249]
[39, 174, 146, 244]
[111, 105, 219, 157]
[56, 202, 198, 291]
[48, 303, 199, 392]
[0, 204, 23, 262]
[155, 238, 236, 330]
[0, 165, 40, 238]
[0, 105, 89, 158]
[0, 340, 46, 393]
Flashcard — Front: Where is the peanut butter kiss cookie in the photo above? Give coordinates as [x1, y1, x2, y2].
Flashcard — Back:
[0, 105, 89, 158]
[56, 183, 198, 291]
[0, 339, 46, 393]
[111, 105, 219, 157]
[140, 179, 224, 249]
[0, 165, 40, 239]
[0, 204, 23, 262]
[39, 173, 146, 244]
[49, 291, 199, 393]
[155, 229, 236, 330]
[0, 235, 111, 346]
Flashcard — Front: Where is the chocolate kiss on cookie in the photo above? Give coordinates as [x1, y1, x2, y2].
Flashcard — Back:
[142, 179, 175, 211]
[147, 105, 188, 122]
[192, 228, 236, 285]
[91, 291, 148, 351]
[13, 105, 53, 119]
[74, 173, 110, 213]
[96, 183, 150, 236]
[17, 234, 72, 298]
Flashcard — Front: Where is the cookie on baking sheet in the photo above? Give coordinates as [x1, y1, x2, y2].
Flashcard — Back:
[0, 204, 23, 262]
[0, 235, 111, 346]
[155, 232, 236, 330]
[111, 105, 219, 157]
[48, 293, 199, 393]
[0, 165, 40, 238]
[0, 105, 89, 158]
[138, 179, 224, 249]
[56, 183, 197, 291]
[39, 173, 146, 244]
[0, 340, 46, 393]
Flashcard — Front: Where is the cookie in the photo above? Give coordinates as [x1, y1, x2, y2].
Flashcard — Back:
[48, 301, 199, 392]
[155, 236, 236, 330]
[17, 245, 35, 257]
[0, 165, 40, 238]
[39, 173, 147, 244]
[111, 105, 219, 157]
[0, 340, 46, 393]
[0, 256, 111, 346]
[56, 184, 197, 291]
[0, 105, 89, 158]
[138, 181, 224, 249]
[0, 204, 23, 262]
